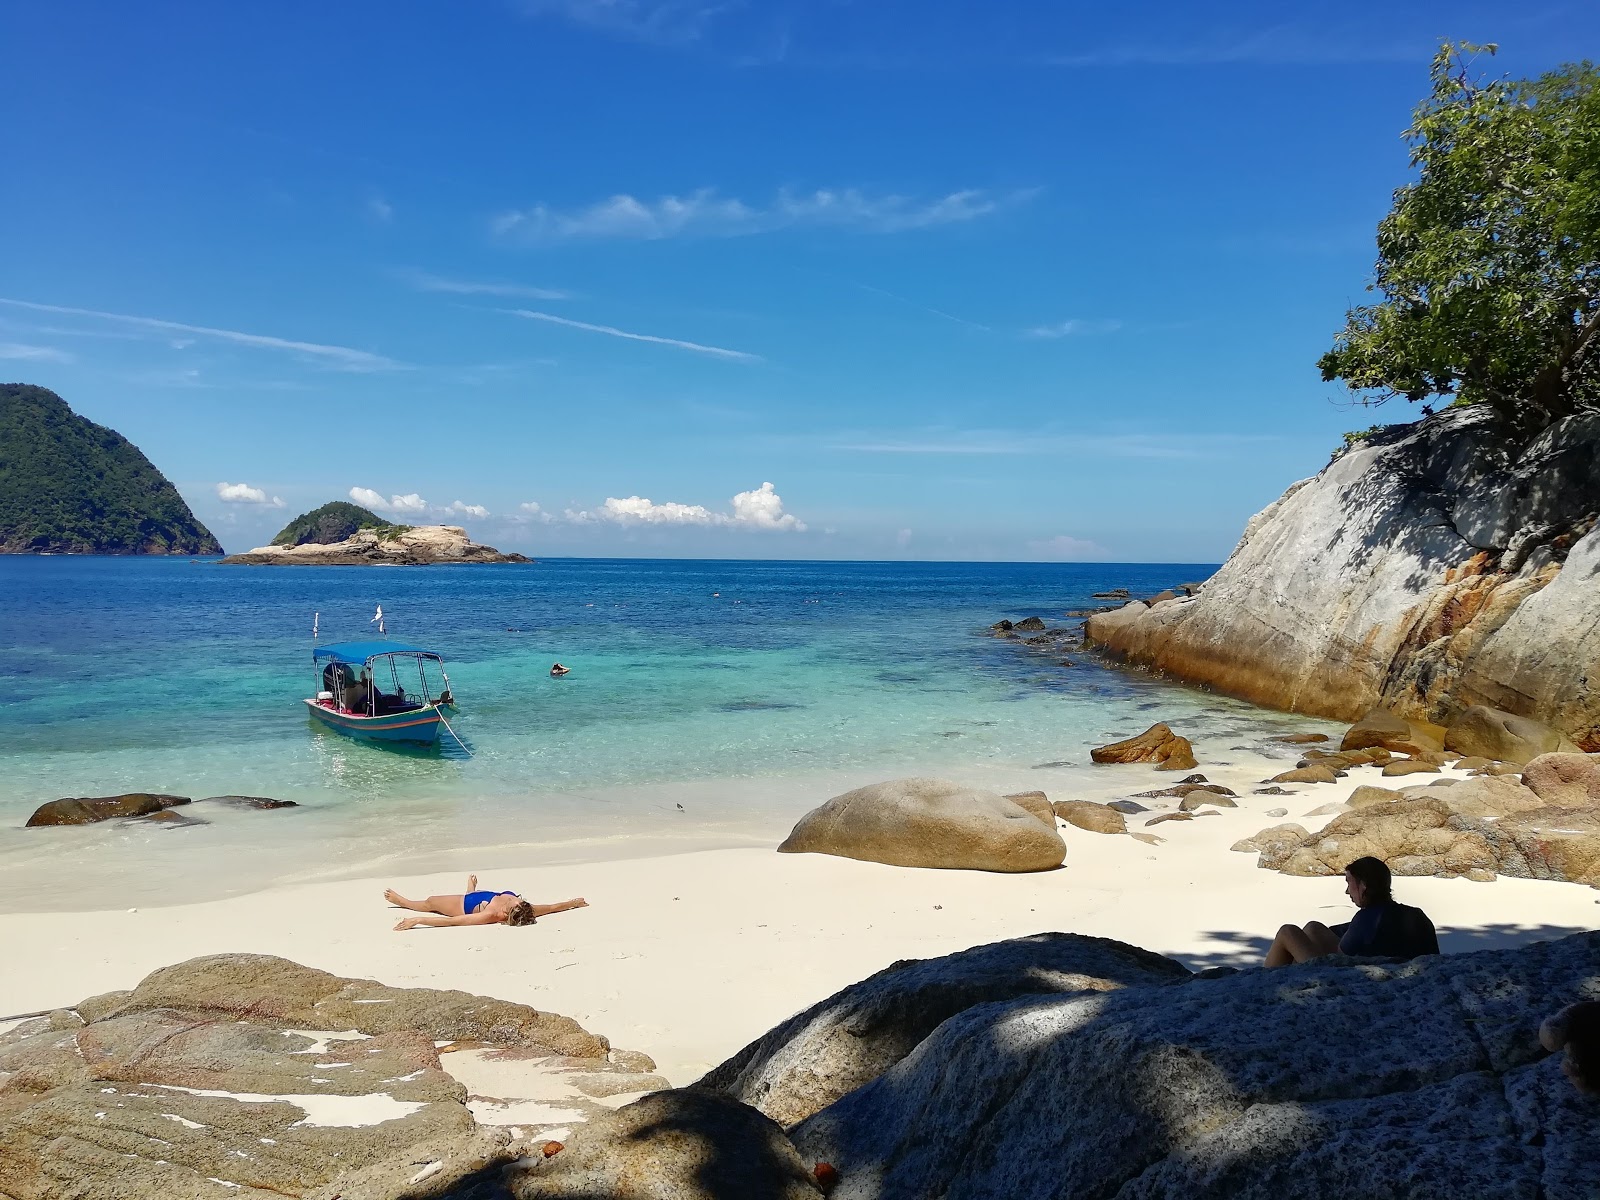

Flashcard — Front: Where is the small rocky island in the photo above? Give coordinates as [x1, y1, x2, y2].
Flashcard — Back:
[0, 383, 221, 555]
[222, 501, 528, 565]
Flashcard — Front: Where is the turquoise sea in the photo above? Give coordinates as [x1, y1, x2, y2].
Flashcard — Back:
[0, 557, 1333, 909]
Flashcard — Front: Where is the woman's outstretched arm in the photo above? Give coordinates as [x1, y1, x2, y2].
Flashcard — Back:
[395, 911, 498, 931]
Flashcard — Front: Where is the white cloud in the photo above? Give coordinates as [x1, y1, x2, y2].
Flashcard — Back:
[493, 187, 1036, 242]
[1025, 319, 1123, 339]
[446, 500, 490, 519]
[571, 481, 805, 532]
[505, 309, 759, 362]
[1030, 534, 1106, 560]
[0, 298, 400, 371]
[350, 487, 429, 514]
[368, 197, 394, 222]
[515, 501, 556, 524]
[216, 481, 286, 508]
[401, 270, 568, 301]
[0, 342, 72, 363]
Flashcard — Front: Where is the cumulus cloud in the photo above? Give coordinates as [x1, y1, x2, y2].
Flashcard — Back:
[493, 187, 1036, 242]
[216, 481, 285, 508]
[349, 486, 429, 514]
[513, 501, 556, 525]
[570, 482, 805, 532]
[1029, 534, 1106, 560]
[446, 500, 490, 519]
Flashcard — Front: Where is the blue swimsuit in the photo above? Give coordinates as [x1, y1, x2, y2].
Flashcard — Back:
[465, 889, 517, 914]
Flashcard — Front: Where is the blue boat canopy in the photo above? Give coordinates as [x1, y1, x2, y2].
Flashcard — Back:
[313, 640, 438, 665]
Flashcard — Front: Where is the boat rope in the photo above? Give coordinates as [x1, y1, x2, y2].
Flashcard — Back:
[436, 707, 473, 758]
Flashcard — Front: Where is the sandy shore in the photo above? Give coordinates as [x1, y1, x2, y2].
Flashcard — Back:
[4, 758, 1598, 1087]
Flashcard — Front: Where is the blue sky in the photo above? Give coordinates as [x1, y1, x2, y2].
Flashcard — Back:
[2, 2, 1594, 559]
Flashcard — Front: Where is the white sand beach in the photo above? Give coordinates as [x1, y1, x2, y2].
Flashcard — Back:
[5, 756, 1597, 1088]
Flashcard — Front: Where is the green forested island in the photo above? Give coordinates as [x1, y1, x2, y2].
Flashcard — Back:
[270, 501, 409, 547]
[0, 383, 221, 555]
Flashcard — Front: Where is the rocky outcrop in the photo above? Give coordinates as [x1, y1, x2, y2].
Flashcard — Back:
[788, 930, 1600, 1199]
[1240, 754, 1600, 886]
[508, 1089, 824, 1199]
[695, 933, 1191, 1127]
[1089, 722, 1198, 771]
[221, 524, 529, 565]
[0, 954, 622, 1200]
[1444, 705, 1581, 764]
[1084, 407, 1600, 749]
[777, 779, 1066, 872]
[24, 793, 190, 826]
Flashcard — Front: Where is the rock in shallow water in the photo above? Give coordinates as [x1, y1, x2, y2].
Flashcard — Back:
[24, 793, 190, 826]
[778, 778, 1065, 872]
[1089, 722, 1198, 772]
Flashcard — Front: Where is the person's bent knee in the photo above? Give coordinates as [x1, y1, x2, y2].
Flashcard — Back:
[1304, 921, 1331, 935]
[1276, 923, 1303, 938]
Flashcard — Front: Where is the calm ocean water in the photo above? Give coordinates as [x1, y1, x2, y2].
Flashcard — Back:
[0, 557, 1334, 908]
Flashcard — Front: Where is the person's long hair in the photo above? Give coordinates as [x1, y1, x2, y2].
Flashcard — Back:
[1344, 856, 1393, 904]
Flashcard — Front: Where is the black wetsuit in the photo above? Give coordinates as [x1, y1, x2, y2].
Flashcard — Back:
[1338, 901, 1439, 960]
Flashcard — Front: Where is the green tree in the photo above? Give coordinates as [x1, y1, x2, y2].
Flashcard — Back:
[1320, 43, 1600, 429]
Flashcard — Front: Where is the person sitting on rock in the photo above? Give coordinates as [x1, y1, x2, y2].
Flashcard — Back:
[384, 874, 588, 931]
[1540, 1001, 1600, 1094]
[1264, 856, 1438, 967]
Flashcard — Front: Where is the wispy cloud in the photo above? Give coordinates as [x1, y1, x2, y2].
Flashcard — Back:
[1025, 319, 1123, 339]
[400, 269, 569, 301]
[367, 196, 395, 222]
[0, 298, 401, 371]
[844, 279, 990, 332]
[0, 342, 72, 363]
[514, 0, 728, 46]
[493, 187, 1037, 242]
[216, 482, 285, 508]
[1041, 24, 1423, 67]
[504, 309, 760, 361]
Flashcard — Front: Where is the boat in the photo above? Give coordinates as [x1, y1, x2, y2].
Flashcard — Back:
[305, 640, 459, 745]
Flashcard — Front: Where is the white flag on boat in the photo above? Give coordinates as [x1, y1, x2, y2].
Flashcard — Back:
[312, 612, 319, 639]
[371, 605, 385, 634]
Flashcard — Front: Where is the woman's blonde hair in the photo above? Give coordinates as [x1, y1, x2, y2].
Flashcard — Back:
[505, 900, 537, 927]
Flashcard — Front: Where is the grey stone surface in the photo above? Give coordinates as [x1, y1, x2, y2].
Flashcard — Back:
[791, 930, 1600, 1200]
[695, 933, 1191, 1128]
[1444, 705, 1580, 764]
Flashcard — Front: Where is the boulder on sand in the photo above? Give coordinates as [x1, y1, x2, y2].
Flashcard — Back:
[1341, 706, 1447, 756]
[1052, 800, 1127, 835]
[695, 933, 1191, 1127]
[778, 779, 1065, 872]
[1522, 752, 1600, 808]
[25, 793, 190, 827]
[1089, 723, 1198, 771]
[1443, 705, 1580, 765]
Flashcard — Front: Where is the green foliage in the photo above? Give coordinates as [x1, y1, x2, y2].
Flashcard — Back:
[0, 383, 222, 555]
[270, 501, 409, 546]
[1320, 42, 1600, 428]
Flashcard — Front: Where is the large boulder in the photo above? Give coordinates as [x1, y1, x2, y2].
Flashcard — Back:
[1082, 406, 1600, 750]
[1089, 723, 1199, 771]
[695, 933, 1190, 1127]
[1342, 707, 1446, 756]
[790, 930, 1600, 1199]
[777, 779, 1065, 872]
[1444, 704, 1581, 764]
[1523, 752, 1600, 807]
[24, 793, 189, 826]
[507, 1089, 823, 1199]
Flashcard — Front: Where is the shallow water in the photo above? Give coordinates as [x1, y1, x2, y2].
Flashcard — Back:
[0, 557, 1335, 909]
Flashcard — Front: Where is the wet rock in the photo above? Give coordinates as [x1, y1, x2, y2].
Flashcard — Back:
[1014, 616, 1047, 631]
[140, 808, 208, 828]
[695, 933, 1190, 1127]
[1053, 801, 1127, 835]
[1270, 733, 1330, 744]
[24, 793, 190, 827]
[199, 794, 300, 810]
[990, 619, 1014, 632]
[1090, 723, 1198, 772]
[778, 779, 1066, 872]
[1136, 782, 1236, 800]
[1443, 705, 1580, 765]
[1106, 799, 1150, 814]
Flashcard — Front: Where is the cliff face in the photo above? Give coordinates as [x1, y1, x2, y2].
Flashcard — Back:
[1085, 406, 1600, 749]
[221, 524, 529, 565]
[0, 383, 222, 555]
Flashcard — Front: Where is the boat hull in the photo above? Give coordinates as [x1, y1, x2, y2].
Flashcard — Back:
[303, 698, 451, 744]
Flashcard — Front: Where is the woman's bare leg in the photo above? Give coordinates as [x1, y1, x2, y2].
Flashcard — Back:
[1265, 922, 1343, 967]
[384, 889, 465, 916]
[530, 898, 588, 919]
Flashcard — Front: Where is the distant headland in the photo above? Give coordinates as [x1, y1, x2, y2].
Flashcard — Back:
[0, 383, 221, 555]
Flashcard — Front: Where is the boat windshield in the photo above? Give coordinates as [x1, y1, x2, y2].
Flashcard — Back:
[315, 649, 452, 717]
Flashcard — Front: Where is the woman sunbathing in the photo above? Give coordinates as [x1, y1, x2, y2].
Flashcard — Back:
[384, 875, 587, 931]
[1264, 856, 1438, 967]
